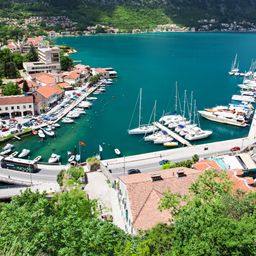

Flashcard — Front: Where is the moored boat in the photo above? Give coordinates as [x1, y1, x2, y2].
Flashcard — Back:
[163, 142, 179, 147]
[43, 128, 55, 137]
[18, 149, 30, 158]
[38, 129, 46, 138]
[0, 148, 12, 156]
[3, 143, 14, 151]
[34, 156, 42, 162]
[48, 153, 60, 164]
[61, 117, 74, 123]
[114, 148, 121, 156]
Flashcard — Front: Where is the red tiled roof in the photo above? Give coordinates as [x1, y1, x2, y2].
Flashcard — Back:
[119, 168, 202, 231]
[227, 170, 256, 192]
[26, 36, 43, 46]
[31, 73, 56, 85]
[193, 160, 222, 172]
[64, 71, 80, 80]
[0, 96, 33, 105]
[37, 85, 63, 99]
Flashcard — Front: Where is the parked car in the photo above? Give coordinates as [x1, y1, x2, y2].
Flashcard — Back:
[230, 146, 240, 152]
[159, 159, 169, 165]
[128, 169, 141, 175]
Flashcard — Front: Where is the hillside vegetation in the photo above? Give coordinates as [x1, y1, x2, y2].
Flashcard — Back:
[1, 0, 256, 30]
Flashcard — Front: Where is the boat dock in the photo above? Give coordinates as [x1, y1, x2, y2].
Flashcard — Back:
[153, 122, 192, 147]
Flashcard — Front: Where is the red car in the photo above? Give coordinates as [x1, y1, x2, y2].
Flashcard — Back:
[230, 146, 240, 152]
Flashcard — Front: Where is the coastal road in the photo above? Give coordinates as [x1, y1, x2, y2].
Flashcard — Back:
[103, 136, 254, 178]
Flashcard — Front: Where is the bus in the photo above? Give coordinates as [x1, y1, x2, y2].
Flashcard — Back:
[0, 156, 39, 173]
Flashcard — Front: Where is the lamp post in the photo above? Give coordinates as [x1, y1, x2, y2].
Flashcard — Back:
[123, 155, 126, 175]
[28, 156, 32, 186]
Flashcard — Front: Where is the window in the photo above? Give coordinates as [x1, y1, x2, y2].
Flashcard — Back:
[11, 106, 14, 110]
[17, 106, 20, 109]
[0, 108, 2, 111]
[5, 107, 8, 110]
[29, 105, 32, 108]
[23, 105, 26, 109]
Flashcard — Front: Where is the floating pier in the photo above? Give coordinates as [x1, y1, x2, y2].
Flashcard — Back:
[153, 122, 192, 147]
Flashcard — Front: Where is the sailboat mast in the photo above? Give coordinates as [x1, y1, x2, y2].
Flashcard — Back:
[183, 90, 187, 118]
[153, 100, 157, 122]
[193, 99, 196, 124]
[138, 88, 142, 128]
[175, 81, 178, 113]
[189, 91, 193, 121]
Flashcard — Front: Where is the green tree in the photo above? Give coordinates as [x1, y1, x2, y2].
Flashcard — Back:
[0, 189, 129, 255]
[22, 80, 29, 93]
[12, 52, 24, 69]
[26, 45, 38, 62]
[159, 170, 256, 256]
[60, 54, 73, 71]
[2, 82, 21, 95]
[4, 61, 18, 78]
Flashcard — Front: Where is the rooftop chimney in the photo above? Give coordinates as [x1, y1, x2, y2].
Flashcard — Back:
[151, 174, 163, 182]
[176, 170, 187, 178]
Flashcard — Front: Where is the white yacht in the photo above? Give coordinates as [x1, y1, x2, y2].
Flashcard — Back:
[229, 54, 239, 75]
[154, 135, 173, 144]
[185, 127, 213, 141]
[67, 111, 80, 118]
[43, 128, 55, 137]
[3, 143, 14, 151]
[198, 110, 247, 127]
[48, 153, 60, 164]
[231, 94, 255, 103]
[61, 117, 74, 123]
[18, 149, 30, 158]
[38, 129, 45, 138]
[144, 131, 163, 141]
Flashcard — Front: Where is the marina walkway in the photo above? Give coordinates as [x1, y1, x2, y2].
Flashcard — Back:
[153, 122, 192, 147]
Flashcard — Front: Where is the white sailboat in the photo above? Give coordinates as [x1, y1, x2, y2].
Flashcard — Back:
[128, 88, 158, 135]
[229, 54, 239, 75]
[38, 129, 45, 138]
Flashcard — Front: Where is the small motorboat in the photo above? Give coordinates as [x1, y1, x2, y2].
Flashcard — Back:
[68, 154, 75, 163]
[52, 123, 60, 128]
[10, 151, 19, 157]
[61, 117, 74, 123]
[38, 129, 46, 138]
[114, 148, 121, 156]
[3, 143, 14, 151]
[0, 148, 12, 156]
[67, 112, 80, 118]
[48, 153, 60, 164]
[18, 149, 30, 158]
[43, 128, 55, 137]
[87, 97, 97, 101]
[34, 156, 42, 162]
[163, 142, 179, 147]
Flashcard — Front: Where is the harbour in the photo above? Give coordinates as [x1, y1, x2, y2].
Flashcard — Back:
[2, 32, 256, 161]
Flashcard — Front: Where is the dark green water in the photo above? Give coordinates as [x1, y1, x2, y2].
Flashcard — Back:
[6, 32, 256, 162]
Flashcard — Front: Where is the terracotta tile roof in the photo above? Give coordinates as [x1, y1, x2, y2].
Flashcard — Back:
[0, 95, 33, 105]
[31, 73, 56, 85]
[37, 85, 63, 99]
[26, 36, 43, 46]
[64, 71, 80, 80]
[193, 159, 222, 172]
[119, 168, 202, 231]
[227, 170, 256, 191]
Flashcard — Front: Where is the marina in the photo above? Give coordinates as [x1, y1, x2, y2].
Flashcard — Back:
[2, 33, 256, 161]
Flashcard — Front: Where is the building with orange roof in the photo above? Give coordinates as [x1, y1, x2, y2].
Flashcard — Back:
[33, 85, 64, 114]
[57, 82, 73, 90]
[16, 79, 40, 93]
[63, 71, 81, 85]
[30, 73, 57, 86]
[193, 159, 222, 172]
[118, 168, 202, 234]
[0, 95, 34, 118]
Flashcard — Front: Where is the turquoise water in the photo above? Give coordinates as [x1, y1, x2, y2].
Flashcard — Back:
[6, 32, 256, 162]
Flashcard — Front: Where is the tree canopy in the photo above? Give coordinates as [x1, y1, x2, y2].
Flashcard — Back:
[60, 54, 73, 71]
[2, 82, 21, 96]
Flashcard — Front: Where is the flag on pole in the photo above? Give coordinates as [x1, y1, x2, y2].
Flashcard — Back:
[79, 141, 86, 146]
